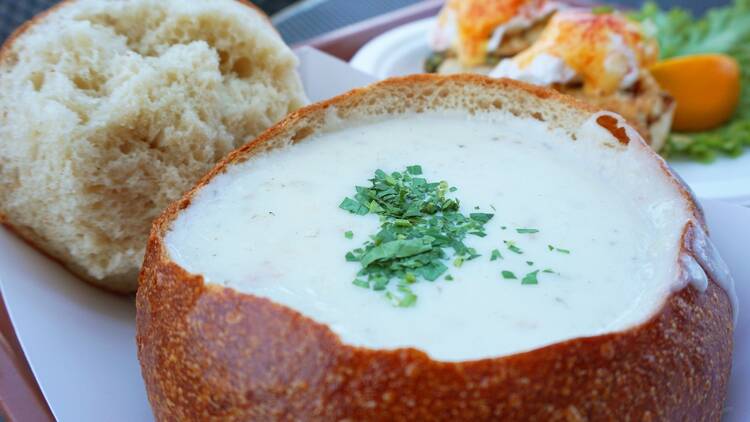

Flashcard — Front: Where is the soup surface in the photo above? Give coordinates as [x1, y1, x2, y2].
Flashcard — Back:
[166, 111, 690, 361]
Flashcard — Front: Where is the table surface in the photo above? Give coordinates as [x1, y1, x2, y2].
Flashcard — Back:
[0, 0, 736, 420]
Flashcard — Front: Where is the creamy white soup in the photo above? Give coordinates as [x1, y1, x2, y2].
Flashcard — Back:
[166, 111, 695, 362]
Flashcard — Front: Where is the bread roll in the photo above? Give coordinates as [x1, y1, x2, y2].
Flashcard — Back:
[0, 0, 306, 292]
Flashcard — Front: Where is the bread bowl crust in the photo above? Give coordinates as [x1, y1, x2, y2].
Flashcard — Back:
[137, 75, 733, 421]
[0, 0, 278, 294]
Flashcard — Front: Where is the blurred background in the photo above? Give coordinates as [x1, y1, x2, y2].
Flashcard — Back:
[0, 0, 731, 47]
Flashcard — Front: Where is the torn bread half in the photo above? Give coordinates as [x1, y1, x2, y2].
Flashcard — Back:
[138, 75, 735, 420]
[0, 0, 306, 292]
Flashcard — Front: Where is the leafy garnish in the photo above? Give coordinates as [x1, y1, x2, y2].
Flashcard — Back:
[344, 230, 353, 239]
[632, 1, 750, 162]
[352, 279, 369, 288]
[504, 240, 523, 254]
[548, 244, 570, 254]
[339, 197, 368, 215]
[470, 213, 494, 223]
[516, 228, 539, 234]
[490, 249, 502, 261]
[501, 270, 517, 280]
[386, 286, 418, 307]
[407, 165, 423, 175]
[522, 270, 540, 285]
[342, 166, 493, 306]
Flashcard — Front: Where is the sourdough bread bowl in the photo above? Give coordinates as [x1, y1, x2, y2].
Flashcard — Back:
[137, 75, 736, 420]
[0, 0, 305, 292]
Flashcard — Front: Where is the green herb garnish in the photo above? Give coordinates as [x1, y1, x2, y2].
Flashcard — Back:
[522, 270, 540, 285]
[504, 240, 523, 254]
[344, 230, 354, 239]
[548, 244, 570, 254]
[386, 286, 418, 307]
[526, 261, 534, 266]
[339, 197, 368, 215]
[342, 166, 493, 307]
[501, 270, 517, 280]
[490, 249, 502, 261]
[516, 228, 539, 234]
[445, 274, 454, 281]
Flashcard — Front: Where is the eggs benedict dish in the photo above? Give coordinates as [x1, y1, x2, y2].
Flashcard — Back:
[491, 9, 675, 150]
[427, 0, 562, 73]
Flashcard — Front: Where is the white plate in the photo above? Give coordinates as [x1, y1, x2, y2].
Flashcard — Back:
[350, 17, 750, 205]
[0, 48, 746, 421]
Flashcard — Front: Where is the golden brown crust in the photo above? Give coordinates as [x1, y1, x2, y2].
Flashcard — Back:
[137, 75, 734, 420]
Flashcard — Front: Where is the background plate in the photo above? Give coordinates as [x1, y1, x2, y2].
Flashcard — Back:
[350, 17, 750, 205]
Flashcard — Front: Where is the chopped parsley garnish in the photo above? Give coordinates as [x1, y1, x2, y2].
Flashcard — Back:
[341, 166, 493, 307]
[490, 249, 502, 261]
[344, 230, 353, 239]
[501, 270, 517, 280]
[339, 197, 368, 215]
[504, 240, 523, 254]
[526, 261, 534, 266]
[548, 244, 571, 254]
[516, 228, 539, 234]
[445, 274, 454, 281]
[386, 286, 417, 307]
[470, 213, 494, 223]
[522, 270, 540, 285]
[543, 268, 557, 274]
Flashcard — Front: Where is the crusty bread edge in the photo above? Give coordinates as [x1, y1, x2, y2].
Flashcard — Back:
[137, 74, 733, 420]
[0, 0, 280, 294]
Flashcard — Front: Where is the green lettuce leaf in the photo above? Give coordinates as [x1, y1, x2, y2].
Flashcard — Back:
[632, 0, 750, 162]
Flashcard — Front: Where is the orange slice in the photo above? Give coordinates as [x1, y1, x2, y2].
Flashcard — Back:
[649, 53, 741, 132]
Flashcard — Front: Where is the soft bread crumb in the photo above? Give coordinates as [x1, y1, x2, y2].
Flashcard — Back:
[0, 0, 306, 292]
